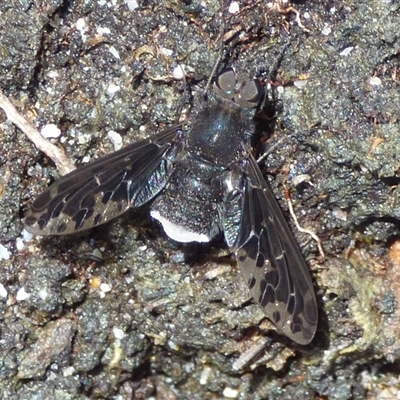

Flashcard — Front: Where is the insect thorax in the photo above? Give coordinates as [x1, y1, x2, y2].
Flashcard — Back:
[187, 102, 250, 167]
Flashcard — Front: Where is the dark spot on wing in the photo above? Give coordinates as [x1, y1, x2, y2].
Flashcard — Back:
[51, 201, 65, 218]
[272, 311, 281, 324]
[256, 252, 265, 268]
[73, 208, 94, 229]
[238, 253, 247, 262]
[38, 214, 51, 229]
[259, 279, 275, 307]
[245, 235, 258, 260]
[259, 278, 266, 294]
[248, 276, 256, 289]
[287, 294, 295, 315]
[94, 213, 102, 225]
[57, 222, 67, 234]
[102, 191, 112, 204]
[291, 319, 302, 334]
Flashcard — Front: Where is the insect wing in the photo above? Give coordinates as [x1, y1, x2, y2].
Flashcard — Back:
[222, 156, 317, 344]
[25, 126, 185, 235]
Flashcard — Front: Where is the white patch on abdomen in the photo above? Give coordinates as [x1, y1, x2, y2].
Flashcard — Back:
[150, 210, 211, 243]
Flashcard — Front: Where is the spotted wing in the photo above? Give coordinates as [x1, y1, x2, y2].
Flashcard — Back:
[221, 155, 318, 344]
[25, 126, 185, 235]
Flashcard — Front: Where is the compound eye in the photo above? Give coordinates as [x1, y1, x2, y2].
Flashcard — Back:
[213, 68, 237, 99]
[235, 79, 264, 108]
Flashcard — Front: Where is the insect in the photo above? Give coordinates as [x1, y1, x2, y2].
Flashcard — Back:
[25, 68, 318, 344]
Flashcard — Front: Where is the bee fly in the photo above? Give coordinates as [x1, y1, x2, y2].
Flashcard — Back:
[25, 68, 318, 344]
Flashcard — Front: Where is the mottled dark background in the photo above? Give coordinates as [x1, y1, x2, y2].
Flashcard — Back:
[1, 1, 400, 399]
